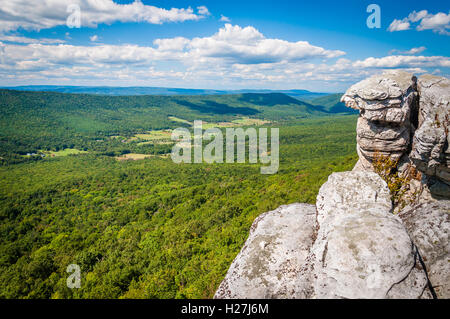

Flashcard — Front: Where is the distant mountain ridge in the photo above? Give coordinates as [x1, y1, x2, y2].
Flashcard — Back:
[0, 89, 333, 157]
[304, 93, 358, 114]
[1, 85, 329, 99]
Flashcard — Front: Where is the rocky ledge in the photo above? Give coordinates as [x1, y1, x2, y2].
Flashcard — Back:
[215, 71, 449, 299]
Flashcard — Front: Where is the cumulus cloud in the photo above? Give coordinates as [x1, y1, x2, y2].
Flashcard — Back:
[417, 12, 450, 34]
[185, 24, 345, 64]
[408, 10, 429, 23]
[388, 10, 450, 35]
[0, 0, 210, 32]
[219, 15, 231, 22]
[388, 19, 410, 32]
[90, 35, 99, 42]
[197, 6, 210, 16]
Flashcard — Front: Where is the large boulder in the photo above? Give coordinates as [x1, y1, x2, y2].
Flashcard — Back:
[311, 171, 427, 298]
[399, 200, 450, 299]
[215, 171, 430, 299]
[214, 203, 316, 299]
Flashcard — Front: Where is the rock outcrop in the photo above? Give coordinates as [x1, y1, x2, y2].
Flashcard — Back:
[216, 172, 429, 299]
[215, 71, 449, 299]
[341, 70, 449, 200]
[410, 75, 450, 197]
[311, 171, 427, 299]
[215, 203, 316, 299]
[341, 71, 418, 170]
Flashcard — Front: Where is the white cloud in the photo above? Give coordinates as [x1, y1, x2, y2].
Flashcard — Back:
[388, 19, 410, 32]
[185, 24, 345, 64]
[219, 15, 231, 22]
[197, 6, 210, 16]
[0, 0, 210, 32]
[388, 10, 450, 35]
[154, 37, 190, 51]
[408, 10, 429, 23]
[405, 46, 426, 54]
[90, 35, 99, 42]
[353, 55, 450, 68]
[0, 35, 65, 44]
[417, 12, 450, 34]
[389, 46, 426, 55]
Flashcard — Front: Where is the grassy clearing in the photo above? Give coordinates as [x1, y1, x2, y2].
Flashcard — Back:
[116, 153, 170, 160]
[111, 117, 273, 146]
[168, 116, 192, 125]
[134, 131, 172, 140]
[202, 121, 236, 129]
[231, 117, 271, 126]
[117, 130, 173, 144]
[202, 117, 271, 129]
[116, 153, 154, 161]
[136, 140, 174, 146]
[40, 148, 88, 157]
[168, 116, 272, 130]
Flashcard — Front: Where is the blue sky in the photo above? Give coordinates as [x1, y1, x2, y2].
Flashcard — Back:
[0, 0, 448, 92]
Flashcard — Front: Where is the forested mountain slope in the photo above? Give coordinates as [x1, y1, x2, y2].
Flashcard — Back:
[0, 90, 325, 160]
[0, 116, 358, 298]
[2, 86, 328, 99]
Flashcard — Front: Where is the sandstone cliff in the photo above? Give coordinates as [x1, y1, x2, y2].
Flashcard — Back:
[215, 71, 449, 299]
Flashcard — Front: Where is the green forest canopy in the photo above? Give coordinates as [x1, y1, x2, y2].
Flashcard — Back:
[0, 89, 358, 298]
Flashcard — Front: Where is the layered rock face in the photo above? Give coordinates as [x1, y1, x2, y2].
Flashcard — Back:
[215, 71, 449, 299]
[341, 71, 418, 169]
[341, 70, 450, 198]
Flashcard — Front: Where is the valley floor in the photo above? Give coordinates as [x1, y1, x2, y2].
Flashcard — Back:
[0, 116, 357, 298]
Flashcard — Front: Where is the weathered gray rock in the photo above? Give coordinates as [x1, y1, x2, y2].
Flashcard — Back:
[410, 75, 450, 187]
[214, 203, 316, 299]
[343, 72, 449, 201]
[356, 116, 410, 162]
[341, 70, 417, 169]
[341, 70, 414, 103]
[315, 171, 392, 226]
[311, 171, 427, 298]
[399, 200, 450, 299]
[215, 171, 430, 299]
